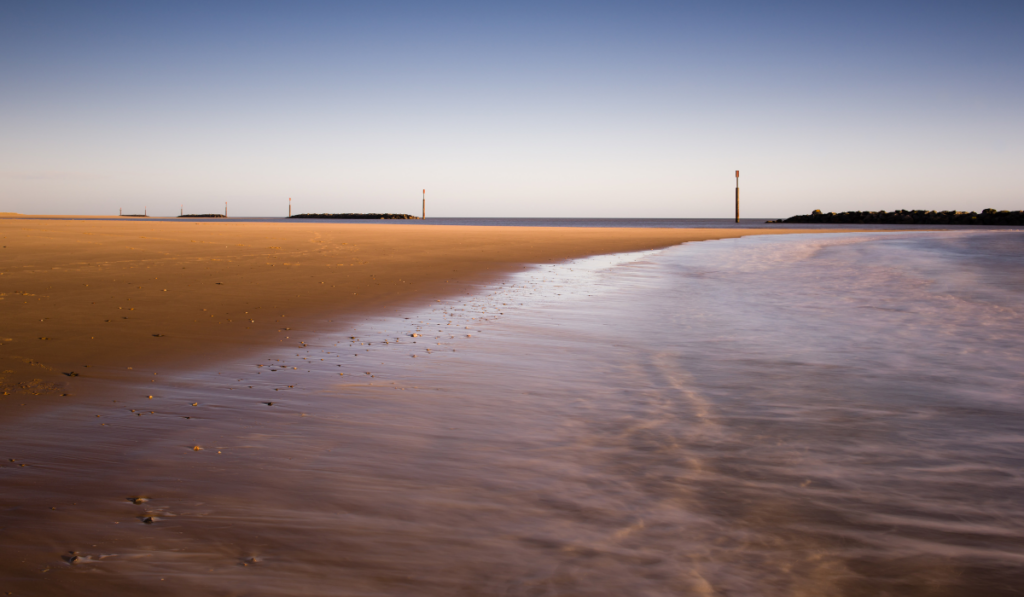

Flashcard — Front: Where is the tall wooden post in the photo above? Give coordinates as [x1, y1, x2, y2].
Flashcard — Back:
[225, 202, 227, 217]
[288, 197, 291, 217]
[735, 170, 740, 223]
[422, 189, 425, 220]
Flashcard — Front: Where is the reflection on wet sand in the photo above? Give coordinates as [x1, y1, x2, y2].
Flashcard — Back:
[2, 233, 1024, 596]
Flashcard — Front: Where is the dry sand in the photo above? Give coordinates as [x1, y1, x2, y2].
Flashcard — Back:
[1, 217, 822, 409]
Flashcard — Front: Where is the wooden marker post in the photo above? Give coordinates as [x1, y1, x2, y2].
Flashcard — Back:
[288, 197, 291, 217]
[422, 189, 425, 220]
[225, 202, 227, 217]
[735, 170, 740, 223]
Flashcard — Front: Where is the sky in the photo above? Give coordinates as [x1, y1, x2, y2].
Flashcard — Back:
[1, 1, 1021, 218]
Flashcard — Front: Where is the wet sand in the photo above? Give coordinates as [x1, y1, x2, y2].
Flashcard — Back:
[0, 218, 872, 596]
[0, 217, 819, 408]
[5, 232, 1021, 596]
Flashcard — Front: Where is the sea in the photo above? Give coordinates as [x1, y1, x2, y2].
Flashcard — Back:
[2, 228, 1023, 596]
[39, 214, 982, 230]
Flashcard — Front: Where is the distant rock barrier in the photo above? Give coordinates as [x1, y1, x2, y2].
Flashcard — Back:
[289, 213, 419, 220]
[770, 209, 1024, 226]
[178, 214, 226, 218]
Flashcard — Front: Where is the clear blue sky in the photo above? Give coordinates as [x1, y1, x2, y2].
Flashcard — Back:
[1, 1, 1021, 218]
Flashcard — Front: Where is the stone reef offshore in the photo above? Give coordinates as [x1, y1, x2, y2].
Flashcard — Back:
[290, 213, 419, 220]
[772, 208, 1024, 226]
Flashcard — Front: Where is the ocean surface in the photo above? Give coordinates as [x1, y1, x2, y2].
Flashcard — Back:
[20, 214, 1003, 230]
[3, 230, 1024, 596]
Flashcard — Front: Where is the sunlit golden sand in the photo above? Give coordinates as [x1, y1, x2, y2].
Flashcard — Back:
[0, 216, 830, 406]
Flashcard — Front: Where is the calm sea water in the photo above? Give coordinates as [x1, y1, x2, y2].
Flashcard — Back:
[3, 230, 1023, 596]
[24, 214, 996, 230]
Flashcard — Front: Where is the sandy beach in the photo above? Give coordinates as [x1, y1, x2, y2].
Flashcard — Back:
[0, 217, 815, 409]
[2, 222, 1022, 596]
[1, 218, 868, 597]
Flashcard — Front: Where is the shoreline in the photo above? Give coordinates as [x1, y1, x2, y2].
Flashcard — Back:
[3, 229, 1017, 594]
[1, 218, 850, 416]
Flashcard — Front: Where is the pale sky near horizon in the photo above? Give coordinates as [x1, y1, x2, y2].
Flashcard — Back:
[1, 1, 1021, 218]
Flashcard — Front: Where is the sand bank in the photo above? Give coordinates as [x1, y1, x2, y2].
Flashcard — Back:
[0, 217, 826, 407]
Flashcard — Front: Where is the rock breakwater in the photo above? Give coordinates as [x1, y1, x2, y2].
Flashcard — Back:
[290, 213, 419, 220]
[771, 208, 1024, 226]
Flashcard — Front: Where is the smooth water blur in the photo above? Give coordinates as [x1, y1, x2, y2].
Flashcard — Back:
[2, 231, 1023, 596]
[14, 214, 996, 229]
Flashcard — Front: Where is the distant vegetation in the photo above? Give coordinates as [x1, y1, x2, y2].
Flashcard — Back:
[771, 208, 1024, 226]
[290, 213, 419, 220]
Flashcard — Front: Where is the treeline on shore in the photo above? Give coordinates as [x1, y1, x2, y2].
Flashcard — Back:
[771, 208, 1024, 226]
[290, 213, 419, 220]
